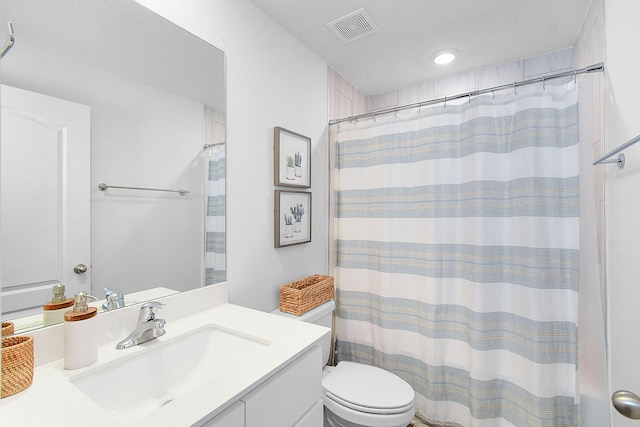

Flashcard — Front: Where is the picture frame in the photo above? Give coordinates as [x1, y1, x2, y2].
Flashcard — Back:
[274, 126, 311, 188]
[275, 190, 311, 248]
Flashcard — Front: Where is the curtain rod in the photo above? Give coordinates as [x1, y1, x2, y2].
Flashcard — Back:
[329, 62, 604, 126]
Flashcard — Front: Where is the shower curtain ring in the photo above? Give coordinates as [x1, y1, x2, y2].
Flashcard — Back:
[513, 82, 517, 95]
[468, 93, 471, 104]
[444, 96, 447, 108]
[542, 76, 546, 90]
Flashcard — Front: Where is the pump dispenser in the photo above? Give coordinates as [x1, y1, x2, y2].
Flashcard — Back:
[42, 283, 74, 326]
[63, 292, 98, 370]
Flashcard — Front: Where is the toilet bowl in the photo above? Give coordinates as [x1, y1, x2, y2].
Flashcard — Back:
[272, 300, 415, 427]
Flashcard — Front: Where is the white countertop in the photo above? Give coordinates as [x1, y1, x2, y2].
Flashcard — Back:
[1, 303, 329, 427]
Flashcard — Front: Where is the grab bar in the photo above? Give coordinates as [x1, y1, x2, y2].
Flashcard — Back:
[593, 134, 640, 169]
[98, 183, 189, 196]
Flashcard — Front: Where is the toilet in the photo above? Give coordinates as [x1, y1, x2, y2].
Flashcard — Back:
[272, 300, 415, 427]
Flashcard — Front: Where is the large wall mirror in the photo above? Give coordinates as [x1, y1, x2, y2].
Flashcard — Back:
[0, 0, 226, 333]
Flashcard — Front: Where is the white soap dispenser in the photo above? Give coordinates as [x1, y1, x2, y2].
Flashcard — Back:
[42, 283, 75, 326]
[64, 292, 98, 370]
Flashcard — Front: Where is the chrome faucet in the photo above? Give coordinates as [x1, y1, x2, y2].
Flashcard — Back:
[116, 301, 166, 349]
[102, 288, 125, 311]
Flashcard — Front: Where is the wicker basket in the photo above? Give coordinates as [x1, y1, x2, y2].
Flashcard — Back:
[1, 336, 34, 398]
[1, 322, 14, 337]
[279, 274, 334, 316]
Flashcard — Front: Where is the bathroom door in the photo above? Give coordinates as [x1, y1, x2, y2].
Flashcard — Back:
[1, 85, 91, 318]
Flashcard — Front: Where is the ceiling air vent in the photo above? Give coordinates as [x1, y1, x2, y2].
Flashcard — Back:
[327, 8, 379, 44]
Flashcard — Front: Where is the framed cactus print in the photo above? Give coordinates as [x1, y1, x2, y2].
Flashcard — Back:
[275, 190, 311, 248]
[274, 126, 311, 188]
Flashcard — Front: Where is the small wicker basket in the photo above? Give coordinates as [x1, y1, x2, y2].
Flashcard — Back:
[1, 322, 14, 337]
[1, 336, 34, 398]
[279, 274, 334, 316]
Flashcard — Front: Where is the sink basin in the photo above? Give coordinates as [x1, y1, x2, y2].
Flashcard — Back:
[70, 325, 270, 423]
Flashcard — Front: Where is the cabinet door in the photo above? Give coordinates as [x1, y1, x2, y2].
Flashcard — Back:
[200, 401, 244, 427]
[243, 346, 322, 427]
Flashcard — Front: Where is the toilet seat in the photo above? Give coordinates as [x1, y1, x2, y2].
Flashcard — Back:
[323, 361, 415, 414]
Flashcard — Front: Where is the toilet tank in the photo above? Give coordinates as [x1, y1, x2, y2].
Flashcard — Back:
[271, 300, 335, 366]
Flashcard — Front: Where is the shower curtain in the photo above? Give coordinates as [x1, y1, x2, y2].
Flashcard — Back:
[204, 107, 226, 285]
[333, 83, 579, 427]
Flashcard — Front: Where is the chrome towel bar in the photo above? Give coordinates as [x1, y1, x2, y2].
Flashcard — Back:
[1, 22, 15, 59]
[98, 183, 189, 196]
[593, 134, 640, 169]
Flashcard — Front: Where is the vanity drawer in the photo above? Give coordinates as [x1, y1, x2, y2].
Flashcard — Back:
[200, 401, 245, 427]
[242, 346, 322, 427]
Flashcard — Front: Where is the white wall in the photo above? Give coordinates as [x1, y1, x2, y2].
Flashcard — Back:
[90, 74, 205, 295]
[604, 0, 640, 426]
[135, 0, 330, 312]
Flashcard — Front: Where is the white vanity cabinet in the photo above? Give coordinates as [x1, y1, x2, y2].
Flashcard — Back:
[201, 345, 323, 427]
[201, 401, 245, 427]
[0, 296, 331, 427]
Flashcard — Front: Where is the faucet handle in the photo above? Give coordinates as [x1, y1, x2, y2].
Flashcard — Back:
[138, 301, 165, 322]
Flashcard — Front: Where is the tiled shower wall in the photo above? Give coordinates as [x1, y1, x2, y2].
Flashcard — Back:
[328, 48, 575, 121]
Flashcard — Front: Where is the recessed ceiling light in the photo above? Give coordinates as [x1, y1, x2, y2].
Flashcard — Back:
[431, 49, 458, 65]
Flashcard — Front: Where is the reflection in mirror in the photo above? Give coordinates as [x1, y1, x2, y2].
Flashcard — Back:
[0, 0, 226, 334]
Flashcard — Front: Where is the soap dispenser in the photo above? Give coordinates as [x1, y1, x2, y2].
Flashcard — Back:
[42, 283, 75, 326]
[64, 292, 98, 370]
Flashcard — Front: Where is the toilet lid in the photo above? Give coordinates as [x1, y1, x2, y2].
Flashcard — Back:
[323, 362, 415, 414]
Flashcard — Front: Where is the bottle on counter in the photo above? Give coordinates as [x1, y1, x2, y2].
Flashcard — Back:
[42, 283, 75, 327]
[63, 292, 98, 370]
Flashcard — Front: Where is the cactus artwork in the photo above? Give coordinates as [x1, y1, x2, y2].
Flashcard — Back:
[286, 155, 295, 167]
[284, 214, 294, 238]
[290, 203, 305, 233]
[294, 152, 302, 177]
[290, 203, 305, 222]
[275, 190, 311, 247]
[286, 155, 295, 180]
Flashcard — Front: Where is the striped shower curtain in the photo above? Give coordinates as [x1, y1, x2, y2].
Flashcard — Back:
[333, 83, 579, 427]
[204, 107, 226, 285]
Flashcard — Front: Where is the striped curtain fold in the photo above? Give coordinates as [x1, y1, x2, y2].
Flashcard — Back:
[204, 107, 226, 285]
[333, 83, 579, 427]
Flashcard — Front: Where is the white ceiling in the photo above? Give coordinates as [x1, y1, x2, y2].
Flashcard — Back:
[250, 0, 592, 95]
